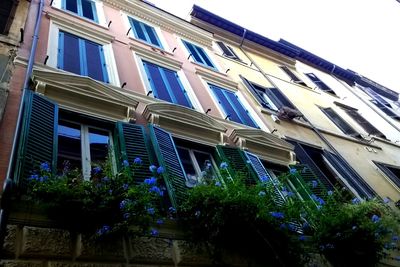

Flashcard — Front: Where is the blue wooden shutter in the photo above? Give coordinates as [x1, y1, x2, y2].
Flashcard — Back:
[182, 41, 202, 63]
[323, 151, 376, 199]
[129, 18, 147, 42]
[81, 0, 97, 22]
[143, 24, 161, 47]
[267, 88, 297, 110]
[245, 152, 285, 206]
[240, 76, 273, 109]
[116, 122, 154, 183]
[216, 145, 257, 185]
[59, 31, 81, 75]
[65, 0, 78, 14]
[163, 69, 192, 108]
[196, 45, 214, 68]
[210, 84, 242, 123]
[84, 39, 107, 82]
[216, 41, 240, 60]
[305, 73, 334, 94]
[148, 125, 187, 208]
[14, 92, 58, 186]
[143, 61, 173, 102]
[224, 90, 258, 128]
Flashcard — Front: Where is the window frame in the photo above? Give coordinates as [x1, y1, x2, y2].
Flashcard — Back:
[305, 72, 336, 95]
[46, 22, 120, 86]
[52, 0, 107, 26]
[215, 41, 241, 61]
[181, 39, 217, 70]
[374, 162, 400, 190]
[279, 66, 307, 87]
[319, 106, 360, 137]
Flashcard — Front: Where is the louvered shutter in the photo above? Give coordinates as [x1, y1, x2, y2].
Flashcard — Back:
[210, 84, 242, 123]
[345, 109, 385, 138]
[143, 24, 161, 47]
[163, 69, 192, 108]
[240, 76, 271, 109]
[375, 163, 400, 189]
[182, 41, 202, 63]
[323, 151, 376, 199]
[143, 61, 173, 102]
[305, 73, 334, 93]
[268, 88, 297, 110]
[322, 107, 360, 137]
[245, 152, 285, 206]
[65, 0, 78, 14]
[148, 125, 187, 208]
[225, 91, 258, 128]
[290, 142, 334, 193]
[129, 17, 147, 41]
[0, 0, 17, 34]
[116, 122, 154, 183]
[216, 145, 257, 185]
[84, 40, 106, 82]
[59, 31, 81, 75]
[14, 92, 58, 186]
[216, 41, 239, 60]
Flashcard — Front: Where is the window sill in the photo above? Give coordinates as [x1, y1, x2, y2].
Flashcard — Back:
[128, 36, 173, 56]
[0, 35, 20, 46]
[194, 64, 238, 91]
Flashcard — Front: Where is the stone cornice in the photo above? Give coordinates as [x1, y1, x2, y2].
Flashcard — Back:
[103, 0, 214, 47]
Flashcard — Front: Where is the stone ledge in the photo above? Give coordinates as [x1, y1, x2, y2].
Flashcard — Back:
[128, 237, 173, 264]
[2, 225, 18, 257]
[0, 260, 43, 267]
[77, 234, 126, 261]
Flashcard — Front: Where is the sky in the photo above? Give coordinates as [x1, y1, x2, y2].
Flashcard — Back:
[147, 0, 400, 93]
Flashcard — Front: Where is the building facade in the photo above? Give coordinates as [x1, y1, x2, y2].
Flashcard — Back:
[0, 0, 400, 266]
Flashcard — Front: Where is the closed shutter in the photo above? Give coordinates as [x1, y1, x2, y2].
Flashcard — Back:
[143, 24, 161, 47]
[345, 109, 385, 138]
[129, 18, 147, 42]
[210, 84, 242, 123]
[182, 41, 202, 63]
[216, 145, 257, 185]
[84, 40, 106, 82]
[321, 107, 360, 137]
[216, 41, 240, 60]
[148, 125, 187, 208]
[14, 92, 58, 186]
[59, 31, 81, 75]
[163, 69, 192, 108]
[245, 152, 285, 206]
[225, 91, 258, 128]
[323, 151, 376, 199]
[143, 61, 173, 102]
[65, 0, 78, 14]
[116, 122, 154, 183]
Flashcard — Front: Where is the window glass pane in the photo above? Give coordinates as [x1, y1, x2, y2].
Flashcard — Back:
[57, 121, 81, 172]
[176, 147, 196, 178]
[184, 41, 202, 63]
[89, 127, 109, 163]
[194, 151, 216, 178]
[84, 40, 104, 81]
[81, 0, 95, 20]
[196, 46, 214, 68]
[62, 32, 81, 75]
[225, 91, 257, 128]
[130, 18, 147, 41]
[65, 0, 78, 14]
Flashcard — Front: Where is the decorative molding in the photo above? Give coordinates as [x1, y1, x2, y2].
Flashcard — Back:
[230, 128, 296, 165]
[143, 102, 227, 145]
[46, 11, 115, 44]
[32, 69, 137, 121]
[103, 0, 213, 47]
[195, 67, 238, 91]
[130, 42, 183, 71]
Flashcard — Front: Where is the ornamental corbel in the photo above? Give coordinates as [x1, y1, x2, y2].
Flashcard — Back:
[35, 81, 46, 95]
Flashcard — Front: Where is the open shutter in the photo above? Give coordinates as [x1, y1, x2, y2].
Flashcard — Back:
[288, 164, 326, 202]
[267, 88, 297, 110]
[245, 152, 285, 206]
[216, 145, 257, 185]
[148, 125, 187, 208]
[344, 109, 385, 138]
[216, 41, 240, 60]
[14, 92, 58, 186]
[323, 151, 376, 199]
[321, 107, 360, 137]
[116, 122, 154, 183]
[375, 163, 400, 189]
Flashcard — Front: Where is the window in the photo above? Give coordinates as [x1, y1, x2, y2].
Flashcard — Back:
[209, 83, 258, 128]
[142, 61, 193, 108]
[375, 162, 400, 189]
[320, 107, 360, 137]
[241, 76, 298, 111]
[57, 31, 109, 83]
[62, 0, 98, 22]
[366, 88, 400, 121]
[175, 140, 219, 187]
[305, 73, 336, 95]
[289, 140, 376, 199]
[338, 105, 386, 138]
[57, 112, 113, 180]
[216, 41, 241, 61]
[128, 17, 163, 48]
[0, 0, 18, 35]
[279, 66, 307, 86]
[182, 40, 216, 69]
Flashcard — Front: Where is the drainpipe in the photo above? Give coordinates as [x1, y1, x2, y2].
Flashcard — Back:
[238, 30, 369, 199]
[0, 0, 45, 247]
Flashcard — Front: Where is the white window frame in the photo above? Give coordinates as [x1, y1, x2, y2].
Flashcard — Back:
[134, 54, 204, 112]
[47, 21, 120, 86]
[121, 12, 169, 51]
[178, 37, 221, 71]
[51, 0, 107, 27]
[59, 119, 114, 180]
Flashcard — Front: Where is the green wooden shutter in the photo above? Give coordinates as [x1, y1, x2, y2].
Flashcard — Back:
[148, 125, 187, 208]
[245, 152, 286, 206]
[216, 145, 258, 185]
[115, 122, 154, 183]
[14, 91, 58, 185]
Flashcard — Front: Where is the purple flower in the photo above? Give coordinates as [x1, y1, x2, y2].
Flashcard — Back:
[258, 191, 266, 197]
[327, 190, 333, 196]
[352, 225, 357, 230]
[123, 213, 130, 219]
[215, 181, 221, 187]
[287, 191, 295, 197]
[133, 157, 142, 165]
[122, 183, 129, 190]
[289, 168, 297, 174]
[97, 225, 111, 236]
[392, 235, 399, 241]
[120, 200, 128, 210]
[28, 174, 39, 181]
[299, 235, 307, 241]
[108, 189, 113, 194]
[149, 165, 157, 172]
[260, 175, 269, 183]
[280, 223, 286, 229]
[195, 210, 201, 218]
[149, 186, 163, 196]
[157, 166, 164, 174]
[383, 197, 390, 204]
[123, 160, 129, 167]
[371, 214, 380, 223]
[220, 162, 228, 169]
[102, 177, 109, 183]
[168, 207, 176, 213]
[92, 166, 101, 174]
[156, 219, 164, 225]
[311, 180, 318, 188]
[352, 198, 361, 204]
[270, 211, 284, 219]
[40, 162, 50, 172]
[147, 207, 155, 215]
[150, 228, 159, 236]
[144, 177, 157, 185]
